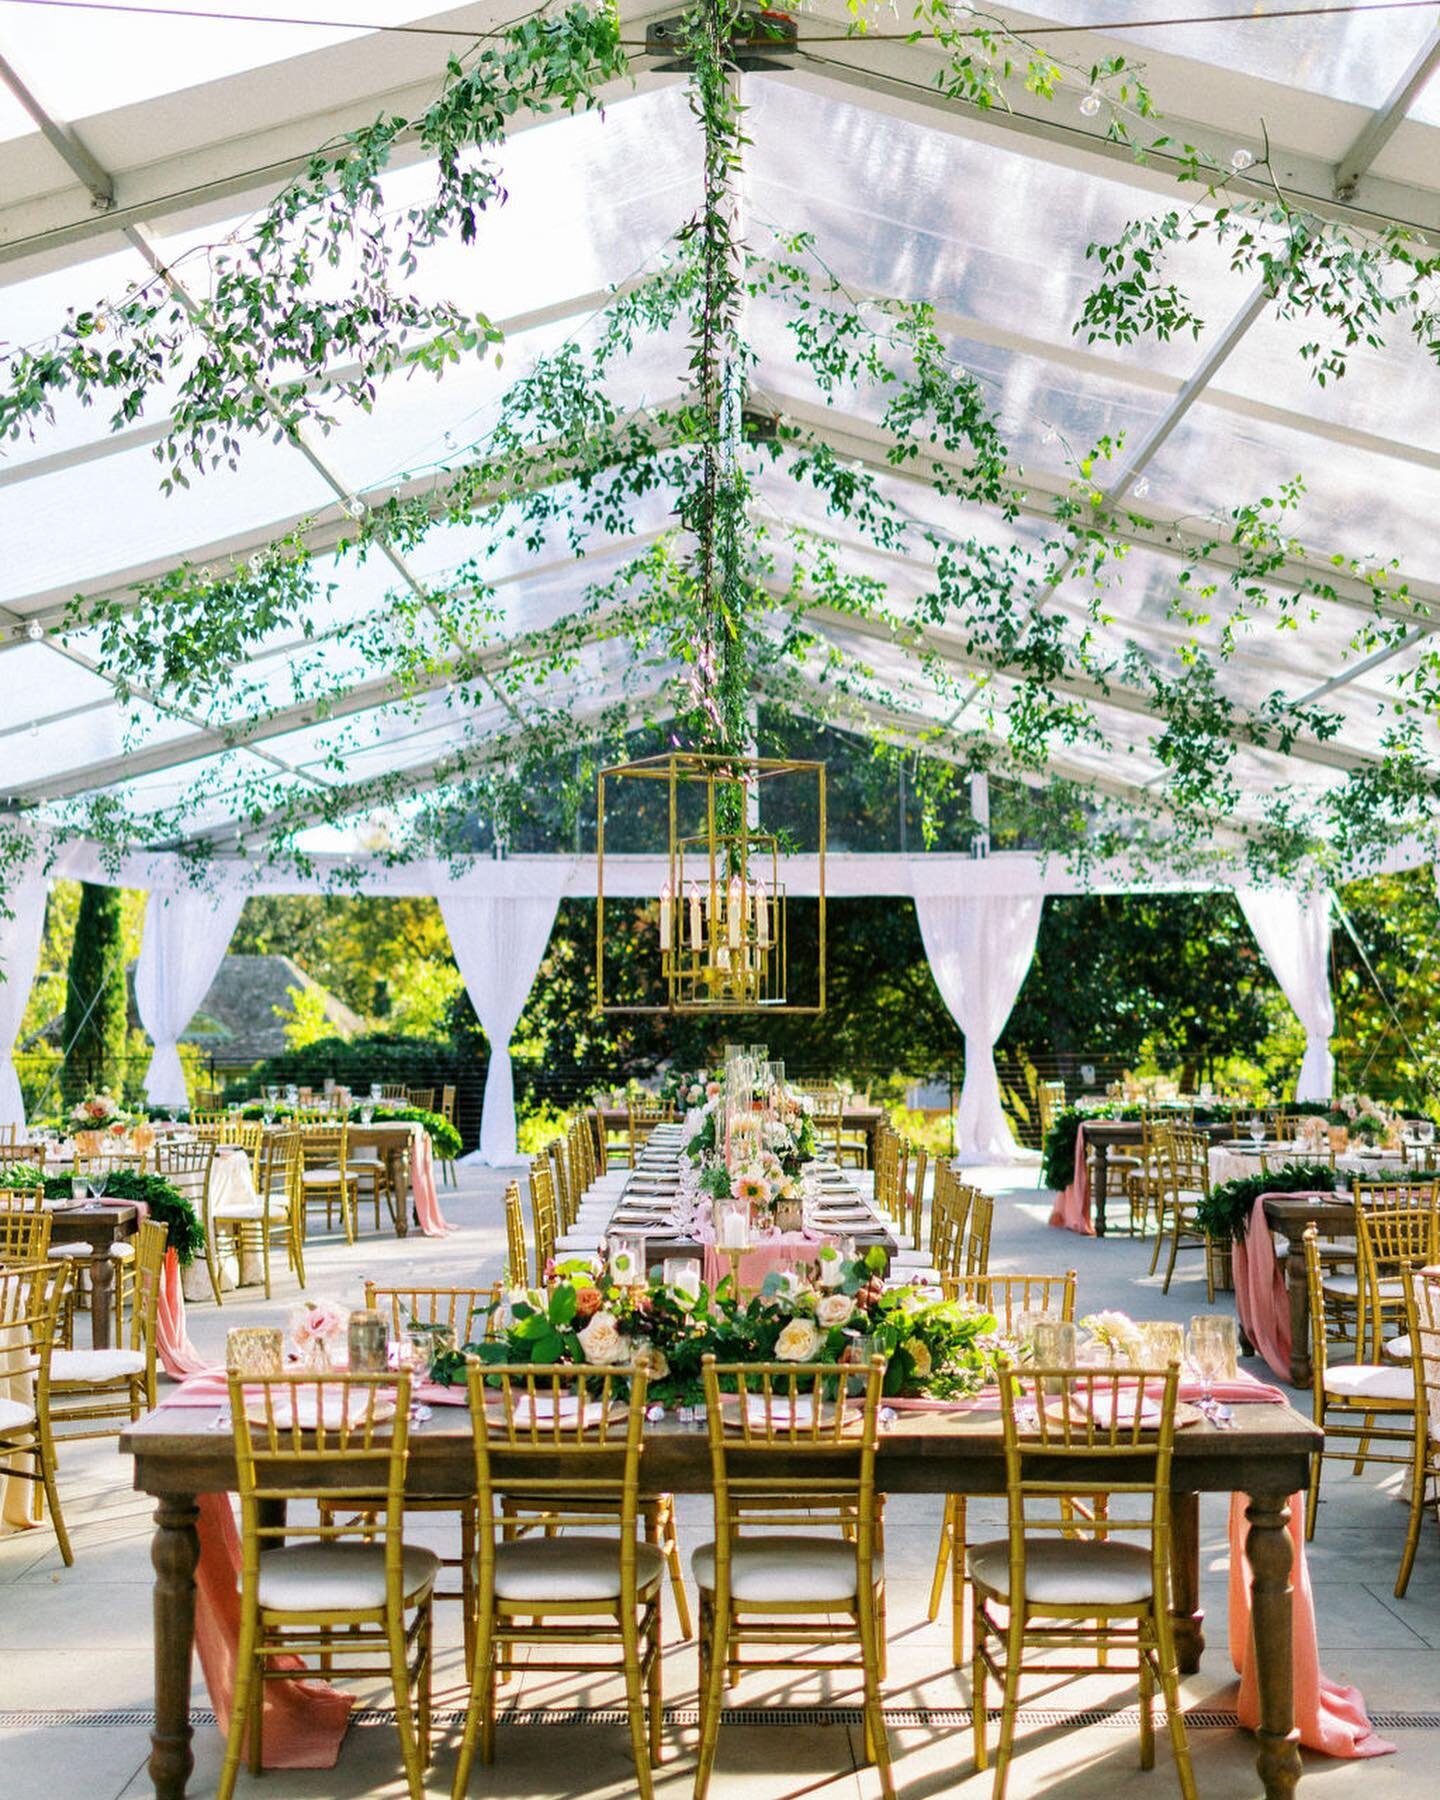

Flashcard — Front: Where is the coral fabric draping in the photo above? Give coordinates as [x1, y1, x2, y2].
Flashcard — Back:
[134, 887, 246, 1108]
[127, 1199, 211, 1377]
[1230, 1193, 1311, 1381]
[914, 894, 1043, 1164]
[1048, 1120, 1095, 1234]
[1228, 1492, 1395, 1758]
[194, 1491, 355, 1767]
[1236, 888, 1335, 1102]
[408, 1126, 452, 1235]
[0, 869, 48, 1126]
[440, 892, 560, 1166]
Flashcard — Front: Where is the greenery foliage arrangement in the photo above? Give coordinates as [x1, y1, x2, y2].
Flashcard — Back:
[0, 1164, 208, 1266]
[3, 2, 1438, 892]
[1192, 1162, 1340, 1241]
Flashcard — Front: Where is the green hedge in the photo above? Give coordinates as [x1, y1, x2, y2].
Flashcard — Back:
[221, 1033, 478, 1098]
[1193, 1163, 1339, 1240]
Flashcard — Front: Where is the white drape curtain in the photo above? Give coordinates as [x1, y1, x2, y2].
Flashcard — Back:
[914, 894, 1043, 1165]
[440, 893, 560, 1166]
[0, 872, 49, 1126]
[134, 888, 246, 1108]
[1237, 887, 1335, 1102]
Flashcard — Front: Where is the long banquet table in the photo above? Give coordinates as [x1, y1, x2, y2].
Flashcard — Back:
[121, 1395, 1320, 1799]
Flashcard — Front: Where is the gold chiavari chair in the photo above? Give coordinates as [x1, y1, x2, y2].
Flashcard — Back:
[1302, 1227, 1415, 1541]
[260, 1128, 306, 1289]
[347, 1127, 396, 1234]
[49, 1218, 165, 1440]
[1035, 1078, 1067, 1144]
[0, 1191, 51, 1264]
[585, 1104, 609, 1177]
[1353, 1182, 1440, 1359]
[971, 1359, 1196, 1800]
[297, 1124, 359, 1244]
[407, 1087, 436, 1112]
[527, 1159, 559, 1285]
[363, 1282, 503, 1662]
[379, 1083, 410, 1102]
[692, 1355, 892, 1800]
[452, 1360, 662, 1800]
[1395, 1270, 1440, 1597]
[1129, 1116, 1174, 1242]
[0, 1260, 73, 1563]
[502, 1181, 528, 1287]
[549, 1136, 573, 1232]
[627, 1101, 674, 1164]
[438, 1084, 458, 1187]
[963, 1187, 995, 1278]
[220, 1371, 436, 1800]
[927, 1175, 972, 1284]
[1153, 1126, 1217, 1298]
[901, 1144, 928, 1251]
[928, 1272, 1079, 1660]
[73, 1147, 149, 1178]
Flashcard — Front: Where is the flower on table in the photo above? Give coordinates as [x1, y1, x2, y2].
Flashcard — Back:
[573, 1284, 605, 1320]
[815, 1293, 855, 1330]
[577, 1310, 631, 1365]
[902, 1337, 933, 1380]
[1080, 1309, 1145, 1362]
[774, 1318, 822, 1362]
[70, 1092, 123, 1126]
[733, 1169, 771, 1205]
[633, 1344, 669, 1383]
[290, 1297, 348, 1349]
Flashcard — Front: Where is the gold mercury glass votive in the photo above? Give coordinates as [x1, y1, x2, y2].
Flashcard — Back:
[226, 1326, 284, 1378]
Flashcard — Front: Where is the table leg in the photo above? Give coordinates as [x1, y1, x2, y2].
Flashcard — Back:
[149, 1492, 200, 1799]
[393, 1148, 410, 1240]
[90, 1249, 114, 1351]
[1285, 1245, 1312, 1388]
[1245, 1491, 1302, 1800]
[1169, 1490, 1205, 1674]
[1093, 1143, 1109, 1237]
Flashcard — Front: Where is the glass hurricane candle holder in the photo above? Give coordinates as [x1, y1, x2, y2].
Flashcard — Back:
[608, 1230, 647, 1285]
[715, 1198, 751, 1251]
[226, 1327, 284, 1378]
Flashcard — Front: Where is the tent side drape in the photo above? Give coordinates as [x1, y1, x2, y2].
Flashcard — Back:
[134, 889, 246, 1108]
[0, 873, 49, 1126]
[439, 893, 561, 1167]
[914, 894, 1043, 1164]
[1236, 888, 1335, 1102]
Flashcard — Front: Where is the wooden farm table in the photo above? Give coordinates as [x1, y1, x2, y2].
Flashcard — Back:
[48, 1200, 141, 1348]
[600, 1103, 888, 1160]
[1261, 1192, 1358, 1388]
[122, 1397, 1320, 1799]
[1080, 1117, 1236, 1237]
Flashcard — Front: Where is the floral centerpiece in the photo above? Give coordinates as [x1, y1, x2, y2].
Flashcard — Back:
[1328, 1093, 1393, 1145]
[431, 1249, 999, 1408]
[1079, 1309, 1146, 1363]
[289, 1298, 349, 1369]
[69, 1091, 128, 1130]
[659, 1068, 717, 1110]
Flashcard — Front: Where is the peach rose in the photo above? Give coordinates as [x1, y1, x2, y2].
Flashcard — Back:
[577, 1311, 630, 1365]
[815, 1293, 855, 1330]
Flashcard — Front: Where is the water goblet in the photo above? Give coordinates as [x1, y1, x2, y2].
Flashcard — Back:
[1186, 1323, 1228, 1417]
[1247, 1114, 1266, 1146]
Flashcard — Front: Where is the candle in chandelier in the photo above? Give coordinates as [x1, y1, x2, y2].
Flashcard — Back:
[754, 878, 769, 948]
[688, 881, 703, 949]
[659, 880, 673, 951]
[727, 874, 742, 948]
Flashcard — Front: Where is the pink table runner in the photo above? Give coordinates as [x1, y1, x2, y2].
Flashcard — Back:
[700, 1229, 827, 1292]
[1229, 1191, 1322, 1381]
[1048, 1122, 1095, 1235]
[408, 1128, 452, 1237]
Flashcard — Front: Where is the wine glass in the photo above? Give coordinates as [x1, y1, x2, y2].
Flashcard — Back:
[1186, 1323, 1227, 1416]
[1247, 1114, 1266, 1147]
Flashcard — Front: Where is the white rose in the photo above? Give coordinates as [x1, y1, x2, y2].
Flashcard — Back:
[815, 1293, 855, 1330]
[774, 1318, 822, 1362]
[577, 1311, 629, 1365]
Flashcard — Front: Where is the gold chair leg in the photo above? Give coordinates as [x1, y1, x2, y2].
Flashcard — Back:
[385, 1613, 426, 1800]
[971, 1593, 988, 1773]
[1153, 1608, 1199, 1800]
[216, 1615, 258, 1800]
[619, 1610, 656, 1800]
[1395, 1432, 1429, 1598]
[991, 1613, 1025, 1800]
[693, 1591, 730, 1800]
[950, 1494, 967, 1667]
[1138, 1639, 1155, 1769]
[858, 1584, 895, 1799]
[926, 1498, 951, 1623]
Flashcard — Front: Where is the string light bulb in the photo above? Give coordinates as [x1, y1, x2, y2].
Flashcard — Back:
[23, 619, 44, 642]
[1231, 147, 1255, 171]
[1079, 91, 1103, 118]
[1132, 476, 1151, 500]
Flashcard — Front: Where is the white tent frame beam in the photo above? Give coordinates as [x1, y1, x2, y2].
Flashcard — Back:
[1334, 25, 1440, 200]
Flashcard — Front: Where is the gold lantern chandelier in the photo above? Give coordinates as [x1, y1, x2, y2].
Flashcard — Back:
[596, 750, 825, 1014]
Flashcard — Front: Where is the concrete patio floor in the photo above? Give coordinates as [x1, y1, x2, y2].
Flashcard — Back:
[2, 1160, 1434, 1798]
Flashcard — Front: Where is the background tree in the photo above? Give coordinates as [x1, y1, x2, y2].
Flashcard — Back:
[59, 881, 128, 1102]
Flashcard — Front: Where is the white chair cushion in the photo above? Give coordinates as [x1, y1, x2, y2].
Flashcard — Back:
[487, 1536, 664, 1603]
[1384, 1335, 1412, 1363]
[348, 1151, 383, 1165]
[968, 1536, 1154, 1607]
[1322, 1362, 1414, 1402]
[301, 1169, 352, 1186]
[690, 1536, 875, 1605]
[254, 1542, 439, 1612]
[0, 1395, 36, 1433]
[1322, 1274, 1403, 1298]
[211, 1201, 266, 1221]
[51, 1348, 146, 1383]
[47, 1243, 93, 1258]
[108, 1242, 135, 1260]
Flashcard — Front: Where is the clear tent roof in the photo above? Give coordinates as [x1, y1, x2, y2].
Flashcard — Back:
[2, 0, 1440, 863]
